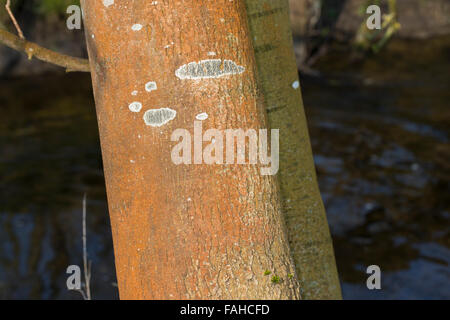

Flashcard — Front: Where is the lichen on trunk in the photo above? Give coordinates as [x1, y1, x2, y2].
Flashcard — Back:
[81, 0, 300, 300]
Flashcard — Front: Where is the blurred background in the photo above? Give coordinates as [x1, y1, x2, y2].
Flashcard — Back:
[0, 0, 449, 299]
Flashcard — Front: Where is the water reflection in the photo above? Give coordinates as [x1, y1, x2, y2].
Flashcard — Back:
[303, 36, 450, 299]
[0, 36, 448, 299]
[0, 75, 118, 299]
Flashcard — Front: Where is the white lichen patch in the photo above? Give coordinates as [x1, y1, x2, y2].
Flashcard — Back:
[129, 102, 142, 113]
[164, 42, 174, 49]
[196, 112, 209, 121]
[143, 108, 177, 127]
[207, 52, 216, 56]
[145, 81, 157, 92]
[292, 80, 300, 89]
[175, 59, 245, 80]
[131, 24, 143, 31]
[103, 0, 114, 7]
[131, 90, 138, 96]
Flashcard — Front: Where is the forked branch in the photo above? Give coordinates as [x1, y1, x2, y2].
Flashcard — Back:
[0, 1, 90, 72]
[0, 29, 90, 72]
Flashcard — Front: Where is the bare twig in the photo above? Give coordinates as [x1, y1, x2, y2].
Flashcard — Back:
[5, 0, 24, 39]
[82, 193, 92, 300]
[1, 1, 89, 72]
[0, 29, 90, 72]
[76, 288, 88, 300]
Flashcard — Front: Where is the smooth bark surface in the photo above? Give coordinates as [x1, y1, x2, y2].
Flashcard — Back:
[245, 0, 342, 299]
[81, 0, 300, 299]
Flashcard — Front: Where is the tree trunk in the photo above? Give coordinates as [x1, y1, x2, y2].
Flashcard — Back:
[245, 0, 342, 299]
[81, 0, 300, 299]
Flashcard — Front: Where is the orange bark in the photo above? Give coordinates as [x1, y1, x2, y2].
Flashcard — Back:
[81, 0, 300, 299]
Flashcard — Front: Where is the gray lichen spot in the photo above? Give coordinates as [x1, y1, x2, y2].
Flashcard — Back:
[145, 81, 157, 92]
[175, 59, 245, 80]
[129, 102, 142, 113]
[131, 24, 143, 31]
[196, 112, 209, 120]
[103, 0, 114, 7]
[143, 108, 177, 127]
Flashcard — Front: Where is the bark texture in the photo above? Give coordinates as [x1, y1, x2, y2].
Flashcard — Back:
[245, 0, 342, 299]
[81, 0, 300, 300]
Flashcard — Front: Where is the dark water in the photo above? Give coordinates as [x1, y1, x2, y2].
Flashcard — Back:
[0, 75, 117, 299]
[304, 36, 450, 299]
[0, 37, 448, 299]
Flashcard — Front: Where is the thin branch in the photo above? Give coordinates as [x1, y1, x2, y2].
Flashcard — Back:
[82, 193, 92, 300]
[5, 0, 24, 39]
[0, 29, 90, 72]
[76, 289, 88, 300]
[1, 1, 90, 72]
